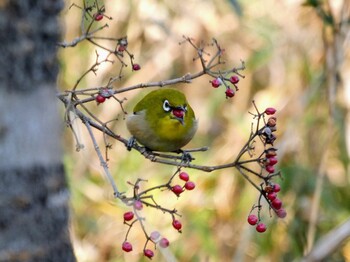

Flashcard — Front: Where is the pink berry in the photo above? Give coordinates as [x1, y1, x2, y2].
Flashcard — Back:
[134, 200, 143, 210]
[179, 172, 189, 181]
[95, 94, 106, 103]
[256, 223, 267, 233]
[265, 107, 277, 115]
[123, 211, 134, 221]
[229, 75, 239, 84]
[94, 13, 104, 21]
[271, 198, 282, 210]
[267, 192, 277, 201]
[247, 214, 258, 226]
[225, 88, 235, 98]
[132, 63, 141, 71]
[265, 165, 275, 173]
[150, 231, 160, 241]
[144, 249, 154, 259]
[159, 237, 170, 248]
[267, 157, 278, 166]
[273, 183, 281, 193]
[122, 241, 133, 252]
[276, 208, 287, 218]
[184, 181, 195, 190]
[172, 219, 182, 231]
[171, 185, 183, 196]
[211, 78, 222, 88]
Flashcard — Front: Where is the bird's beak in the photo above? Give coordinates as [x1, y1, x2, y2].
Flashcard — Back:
[172, 106, 186, 125]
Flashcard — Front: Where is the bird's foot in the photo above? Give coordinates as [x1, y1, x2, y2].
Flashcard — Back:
[175, 149, 194, 163]
[127, 137, 136, 151]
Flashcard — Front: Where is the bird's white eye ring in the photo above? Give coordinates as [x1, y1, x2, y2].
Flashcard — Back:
[163, 100, 171, 112]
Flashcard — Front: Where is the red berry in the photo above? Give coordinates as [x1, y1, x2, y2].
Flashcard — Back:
[271, 198, 282, 210]
[265, 107, 277, 115]
[134, 200, 143, 210]
[256, 223, 267, 233]
[225, 88, 235, 98]
[273, 183, 281, 193]
[184, 181, 195, 190]
[229, 75, 239, 84]
[144, 249, 154, 259]
[95, 94, 106, 103]
[159, 237, 170, 248]
[172, 219, 182, 231]
[267, 192, 277, 201]
[267, 157, 278, 166]
[247, 214, 258, 226]
[94, 13, 104, 21]
[132, 63, 141, 71]
[211, 78, 222, 88]
[276, 208, 287, 218]
[265, 165, 275, 173]
[122, 241, 133, 252]
[123, 211, 134, 221]
[179, 172, 189, 181]
[171, 185, 183, 196]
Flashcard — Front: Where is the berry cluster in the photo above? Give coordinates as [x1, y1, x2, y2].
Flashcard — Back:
[260, 108, 279, 175]
[120, 171, 195, 259]
[122, 203, 172, 259]
[247, 214, 267, 233]
[265, 183, 287, 218]
[210, 73, 242, 98]
[247, 183, 286, 233]
[242, 106, 286, 233]
[171, 171, 196, 197]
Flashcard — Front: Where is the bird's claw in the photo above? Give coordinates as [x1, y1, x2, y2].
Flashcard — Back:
[179, 150, 194, 163]
[127, 137, 136, 151]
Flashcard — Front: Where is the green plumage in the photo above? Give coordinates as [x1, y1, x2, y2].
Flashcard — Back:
[126, 88, 197, 152]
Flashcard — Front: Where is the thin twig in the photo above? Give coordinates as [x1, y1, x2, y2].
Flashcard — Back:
[84, 119, 121, 197]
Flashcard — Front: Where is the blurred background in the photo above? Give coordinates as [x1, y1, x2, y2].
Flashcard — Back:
[58, 0, 350, 261]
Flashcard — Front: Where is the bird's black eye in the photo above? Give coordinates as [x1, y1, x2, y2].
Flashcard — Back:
[163, 100, 171, 112]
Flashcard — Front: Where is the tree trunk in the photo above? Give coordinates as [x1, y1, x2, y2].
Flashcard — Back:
[0, 0, 76, 261]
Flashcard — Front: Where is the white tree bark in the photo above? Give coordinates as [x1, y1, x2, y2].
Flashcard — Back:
[0, 0, 75, 261]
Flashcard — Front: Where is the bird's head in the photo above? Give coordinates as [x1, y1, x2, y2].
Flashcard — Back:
[133, 88, 195, 127]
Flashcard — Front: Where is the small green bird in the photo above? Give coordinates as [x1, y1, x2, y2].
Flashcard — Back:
[126, 88, 198, 152]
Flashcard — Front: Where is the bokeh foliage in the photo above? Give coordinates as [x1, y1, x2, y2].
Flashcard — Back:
[59, 0, 350, 261]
